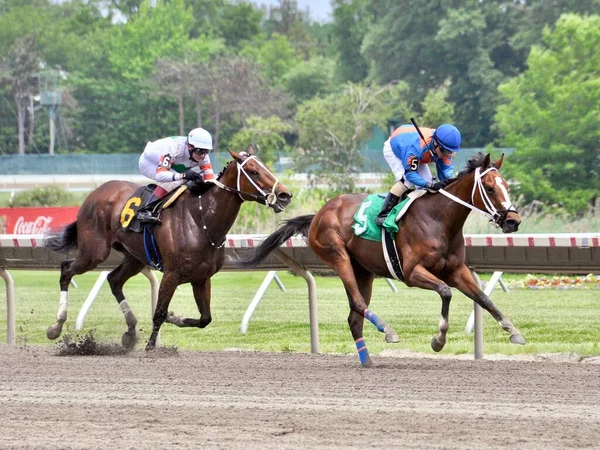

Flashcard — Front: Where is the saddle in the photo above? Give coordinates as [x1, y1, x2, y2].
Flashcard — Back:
[351, 190, 428, 281]
[119, 184, 187, 233]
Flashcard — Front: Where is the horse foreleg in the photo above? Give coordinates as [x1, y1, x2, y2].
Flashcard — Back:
[405, 265, 452, 352]
[107, 254, 146, 349]
[450, 265, 525, 345]
[146, 272, 180, 350]
[166, 278, 212, 328]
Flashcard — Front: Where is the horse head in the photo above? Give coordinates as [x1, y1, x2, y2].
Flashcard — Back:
[223, 144, 292, 213]
[471, 153, 521, 233]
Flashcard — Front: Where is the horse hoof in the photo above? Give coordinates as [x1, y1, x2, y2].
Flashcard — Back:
[46, 325, 61, 340]
[430, 337, 445, 352]
[385, 333, 400, 343]
[384, 325, 400, 343]
[361, 357, 374, 368]
[121, 331, 138, 349]
[510, 334, 526, 345]
[166, 311, 183, 326]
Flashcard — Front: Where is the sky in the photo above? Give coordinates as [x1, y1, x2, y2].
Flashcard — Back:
[255, 0, 333, 23]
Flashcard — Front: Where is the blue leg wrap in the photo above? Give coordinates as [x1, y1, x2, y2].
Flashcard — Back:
[364, 309, 385, 332]
[355, 338, 370, 365]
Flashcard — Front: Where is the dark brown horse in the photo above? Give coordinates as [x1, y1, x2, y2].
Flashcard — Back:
[236, 153, 524, 366]
[44, 147, 292, 350]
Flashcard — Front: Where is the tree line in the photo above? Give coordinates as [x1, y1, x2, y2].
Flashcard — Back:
[0, 0, 599, 214]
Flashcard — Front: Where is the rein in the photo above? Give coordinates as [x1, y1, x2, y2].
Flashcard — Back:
[209, 155, 280, 207]
[195, 154, 280, 249]
[438, 167, 518, 228]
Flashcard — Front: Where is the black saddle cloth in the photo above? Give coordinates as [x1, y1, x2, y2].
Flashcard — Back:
[121, 184, 167, 233]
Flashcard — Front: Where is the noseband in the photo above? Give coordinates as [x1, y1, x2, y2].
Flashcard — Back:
[439, 167, 518, 228]
[210, 154, 281, 207]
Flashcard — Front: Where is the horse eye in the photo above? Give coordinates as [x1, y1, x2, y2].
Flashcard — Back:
[249, 169, 259, 176]
[486, 186, 495, 194]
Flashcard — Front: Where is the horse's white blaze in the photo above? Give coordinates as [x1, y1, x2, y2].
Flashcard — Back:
[57, 291, 68, 321]
[495, 175, 512, 210]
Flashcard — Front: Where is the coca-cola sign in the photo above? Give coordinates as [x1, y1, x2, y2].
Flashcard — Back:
[0, 207, 79, 235]
[13, 215, 55, 234]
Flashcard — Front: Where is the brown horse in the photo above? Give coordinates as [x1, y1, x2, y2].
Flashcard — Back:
[236, 153, 524, 367]
[44, 147, 292, 350]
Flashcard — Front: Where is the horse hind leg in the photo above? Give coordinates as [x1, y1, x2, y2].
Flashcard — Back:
[147, 272, 180, 350]
[47, 250, 108, 340]
[346, 261, 399, 368]
[107, 252, 146, 349]
[46, 259, 75, 339]
[166, 278, 212, 329]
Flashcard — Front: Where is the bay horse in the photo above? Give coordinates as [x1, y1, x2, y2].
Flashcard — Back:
[44, 147, 292, 350]
[236, 153, 524, 367]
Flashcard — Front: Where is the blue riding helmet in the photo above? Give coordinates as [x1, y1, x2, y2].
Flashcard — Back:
[434, 124, 461, 153]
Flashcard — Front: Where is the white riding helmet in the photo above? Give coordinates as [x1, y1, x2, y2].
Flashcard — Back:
[187, 127, 213, 151]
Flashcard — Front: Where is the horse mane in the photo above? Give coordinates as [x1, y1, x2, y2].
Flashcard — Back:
[440, 151, 488, 188]
[187, 160, 232, 195]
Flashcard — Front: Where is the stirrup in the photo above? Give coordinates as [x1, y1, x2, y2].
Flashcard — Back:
[375, 215, 388, 227]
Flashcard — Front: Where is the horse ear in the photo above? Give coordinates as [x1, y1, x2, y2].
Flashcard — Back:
[246, 143, 256, 155]
[493, 153, 505, 170]
[228, 147, 241, 160]
[483, 153, 492, 168]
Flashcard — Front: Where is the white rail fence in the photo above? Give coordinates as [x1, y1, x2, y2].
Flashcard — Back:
[1, 233, 599, 359]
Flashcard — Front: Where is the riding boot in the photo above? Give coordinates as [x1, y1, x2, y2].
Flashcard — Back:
[375, 193, 401, 226]
[136, 192, 164, 224]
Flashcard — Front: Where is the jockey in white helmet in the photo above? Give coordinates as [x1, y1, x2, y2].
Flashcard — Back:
[136, 127, 216, 224]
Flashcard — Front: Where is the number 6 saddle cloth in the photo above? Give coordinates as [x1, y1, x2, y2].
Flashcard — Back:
[119, 184, 187, 233]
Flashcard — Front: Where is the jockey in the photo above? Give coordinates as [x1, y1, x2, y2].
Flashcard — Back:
[375, 123, 461, 226]
[136, 127, 216, 224]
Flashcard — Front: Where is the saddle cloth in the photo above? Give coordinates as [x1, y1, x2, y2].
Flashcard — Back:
[351, 189, 427, 241]
[120, 184, 187, 233]
[352, 190, 427, 281]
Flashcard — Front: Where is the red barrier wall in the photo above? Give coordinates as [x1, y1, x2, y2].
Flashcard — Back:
[0, 207, 79, 234]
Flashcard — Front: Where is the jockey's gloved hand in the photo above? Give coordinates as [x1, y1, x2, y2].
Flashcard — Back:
[182, 169, 203, 182]
[427, 181, 445, 191]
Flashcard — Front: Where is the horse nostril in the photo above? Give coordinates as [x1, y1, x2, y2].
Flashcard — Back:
[278, 192, 292, 203]
[506, 219, 519, 230]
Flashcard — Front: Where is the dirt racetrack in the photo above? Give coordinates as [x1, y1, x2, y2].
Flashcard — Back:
[0, 345, 599, 450]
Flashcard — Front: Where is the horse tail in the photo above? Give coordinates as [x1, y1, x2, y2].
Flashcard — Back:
[236, 214, 315, 267]
[44, 221, 78, 254]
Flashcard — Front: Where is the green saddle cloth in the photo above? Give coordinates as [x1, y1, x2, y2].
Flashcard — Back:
[351, 194, 410, 242]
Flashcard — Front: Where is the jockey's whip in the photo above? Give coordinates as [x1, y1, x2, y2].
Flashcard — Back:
[410, 117, 426, 142]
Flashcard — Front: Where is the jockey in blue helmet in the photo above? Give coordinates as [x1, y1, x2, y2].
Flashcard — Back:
[375, 123, 462, 226]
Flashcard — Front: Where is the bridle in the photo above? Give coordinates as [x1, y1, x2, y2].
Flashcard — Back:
[438, 167, 518, 228]
[209, 153, 280, 207]
[196, 153, 282, 249]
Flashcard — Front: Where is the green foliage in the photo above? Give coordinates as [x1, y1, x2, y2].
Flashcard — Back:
[228, 115, 293, 165]
[282, 56, 338, 103]
[331, 0, 370, 83]
[418, 81, 455, 126]
[240, 33, 300, 84]
[108, 0, 194, 80]
[496, 14, 600, 215]
[294, 83, 391, 192]
[215, 1, 262, 47]
[11, 186, 74, 207]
